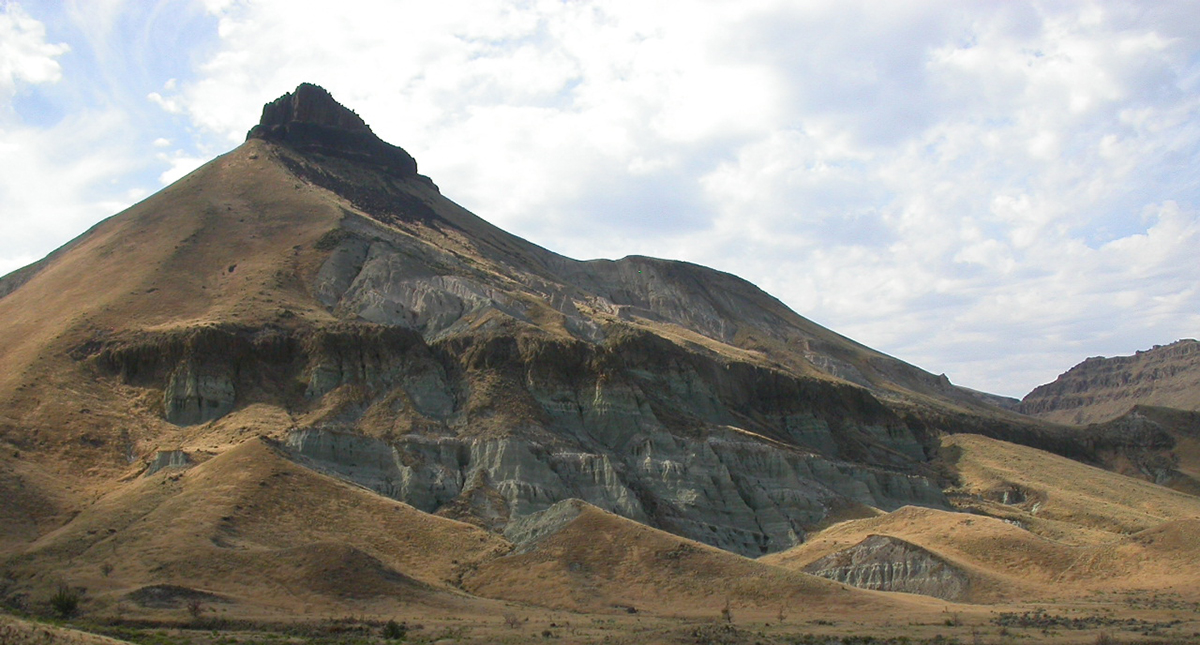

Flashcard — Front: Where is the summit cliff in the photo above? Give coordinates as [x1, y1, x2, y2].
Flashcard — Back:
[247, 83, 419, 176]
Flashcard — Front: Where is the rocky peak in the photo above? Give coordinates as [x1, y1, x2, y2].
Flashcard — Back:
[247, 83, 418, 177]
[258, 83, 370, 132]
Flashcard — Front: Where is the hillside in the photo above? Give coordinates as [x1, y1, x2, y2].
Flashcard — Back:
[765, 434, 1200, 604]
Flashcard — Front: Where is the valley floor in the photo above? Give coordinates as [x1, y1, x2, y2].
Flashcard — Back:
[5, 593, 1200, 645]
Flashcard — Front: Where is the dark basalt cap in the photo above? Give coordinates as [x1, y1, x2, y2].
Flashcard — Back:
[247, 83, 418, 177]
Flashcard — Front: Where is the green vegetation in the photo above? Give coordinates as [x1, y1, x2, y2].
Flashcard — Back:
[49, 584, 82, 619]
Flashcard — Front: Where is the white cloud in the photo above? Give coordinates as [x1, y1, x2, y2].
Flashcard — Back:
[5, 0, 1200, 399]
[0, 3, 165, 279]
[0, 108, 144, 273]
[156, 151, 207, 184]
[147, 91, 182, 113]
[0, 2, 69, 98]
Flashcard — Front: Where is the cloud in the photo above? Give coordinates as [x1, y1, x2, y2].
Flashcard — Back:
[0, 3, 69, 98]
[156, 150, 208, 184]
[0, 107, 144, 276]
[0, 3, 195, 277]
[162, 0, 1200, 396]
[4, 0, 1200, 399]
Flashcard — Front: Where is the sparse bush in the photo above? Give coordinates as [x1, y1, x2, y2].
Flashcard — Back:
[720, 597, 733, 624]
[49, 583, 82, 618]
[99, 562, 114, 578]
[503, 613, 522, 629]
[1095, 632, 1115, 645]
[382, 619, 407, 640]
[314, 228, 348, 250]
[187, 598, 206, 620]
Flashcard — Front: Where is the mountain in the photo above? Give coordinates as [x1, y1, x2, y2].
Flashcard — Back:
[3, 84, 1199, 630]
[1019, 340, 1200, 493]
[1021, 339, 1200, 424]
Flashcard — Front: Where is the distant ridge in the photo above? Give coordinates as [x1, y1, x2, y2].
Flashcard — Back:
[1021, 339, 1200, 424]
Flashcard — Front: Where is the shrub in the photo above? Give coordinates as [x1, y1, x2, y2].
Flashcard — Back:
[49, 584, 82, 618]
[187, 598, 206, 621]
[382, 619, 407, 640]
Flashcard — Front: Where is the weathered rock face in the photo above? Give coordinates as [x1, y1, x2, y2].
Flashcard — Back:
[144, 450, 191, 476]
[1021, 340, 1200, 425]
[164, 362, 235, 426]
[90, 321, 949, 557]
[247, 83, 418, 177]
[285, 427, 946, 557]
[802, 534, 969, 600]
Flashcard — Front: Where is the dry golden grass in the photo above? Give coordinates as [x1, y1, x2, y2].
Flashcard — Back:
[765, 433, 1200, 604]
[943, 433, 1200, 535]
[763, 505, 1109, 603]
[463, 500, 940, 619]
[0, 614, 130, 644]
[0, 141, 340, 388]
[9, 437, 510, 617]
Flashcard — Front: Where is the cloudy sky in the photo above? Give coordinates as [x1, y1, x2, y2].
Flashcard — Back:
[3, 0, 1199, 397]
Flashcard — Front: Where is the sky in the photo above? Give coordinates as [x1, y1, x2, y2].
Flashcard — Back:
[2, 0, 1199, 398]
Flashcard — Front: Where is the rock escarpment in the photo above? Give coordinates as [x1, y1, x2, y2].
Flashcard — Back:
[90, 321, 947, 557]
[1020, 340, 1200, 425]
[247, 83, 419, 177]
[802, 534, 969, 600]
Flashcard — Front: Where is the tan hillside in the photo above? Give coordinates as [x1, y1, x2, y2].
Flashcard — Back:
[463, 499, 939, 618]
[762, 506, 1071, 602]
[942, 433, 1200, 535]
[765, 434, 1200, 604]
[7, 437, 510, 616]
[765, 504, 1200, 604]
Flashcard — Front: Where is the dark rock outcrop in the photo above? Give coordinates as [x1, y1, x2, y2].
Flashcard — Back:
[88, 321, 949, 557]
[802, 534, 969, 600]
[247, 83, 418, 177]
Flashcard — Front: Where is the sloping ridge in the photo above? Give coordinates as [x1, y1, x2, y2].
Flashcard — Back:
[770, 433, 1200, 603]
[5, 437, 508, 613]
[460, 498, 926, 616]
[801, 534, 969, 601]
